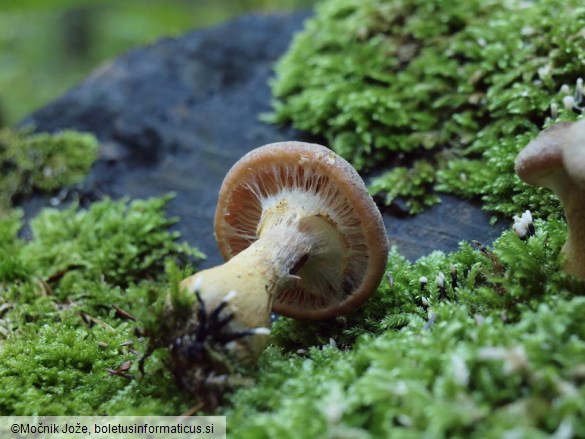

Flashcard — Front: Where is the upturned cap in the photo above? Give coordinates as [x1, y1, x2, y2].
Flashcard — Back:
[213, 141, 389, 319]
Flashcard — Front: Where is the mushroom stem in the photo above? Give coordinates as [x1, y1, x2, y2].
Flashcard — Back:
[555, 181, 585, 278]
[179, 215, 342, 363]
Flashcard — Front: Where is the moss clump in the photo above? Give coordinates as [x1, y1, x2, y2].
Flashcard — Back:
[0, 210, 27, 283]
[230, 298, 585, 438]
[269, 0, 585, 215]
[227, 219, 584, 437]
[0, 196, 203, 415]
[20, 195, 203, 287]
[0, 128, 99, 214]
[369, 159, 439, 214]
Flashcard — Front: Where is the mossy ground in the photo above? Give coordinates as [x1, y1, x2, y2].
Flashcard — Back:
[229, 222, 585, 437]
[0, 128, 99, 215]
[2, 194, 584, 434]
[2, 0, 585, 436]
[0, 129, 204, 415]
[0, 194, 205, 415]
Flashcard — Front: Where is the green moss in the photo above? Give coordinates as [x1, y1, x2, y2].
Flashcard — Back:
[227, 219, 584, 437]
[369, 159, 440, 214]
[229, 298, 585, 437]
[21, 195, 203, 287]
[0, 196, 203, 415]
[0, 210, 27, 282]
[0, 128, 99, 214]
[269, 0, 585, 215]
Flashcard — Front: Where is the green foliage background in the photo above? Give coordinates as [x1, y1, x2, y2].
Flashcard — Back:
[0, 0, 315, 127]
[1, 0, 585, 437]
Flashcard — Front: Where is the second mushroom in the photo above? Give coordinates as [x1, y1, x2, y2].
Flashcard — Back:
[169, 141, 389, 395]
[514, 118, 585, 279]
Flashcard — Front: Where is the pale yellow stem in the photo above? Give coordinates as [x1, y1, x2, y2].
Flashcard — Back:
[179, 220, 316, 363]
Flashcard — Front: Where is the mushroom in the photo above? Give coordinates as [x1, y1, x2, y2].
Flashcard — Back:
[514, 118, 585, 278]
[179, 141, 389, 367]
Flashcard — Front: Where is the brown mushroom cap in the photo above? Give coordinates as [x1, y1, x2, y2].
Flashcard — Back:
[563, 119, 585, 188]
[514, 122, 570, 188]
[213, 141, 389, 320]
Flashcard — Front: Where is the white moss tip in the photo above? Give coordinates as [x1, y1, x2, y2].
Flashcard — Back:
[512, 209, 533, 238]
[563, 95, 575, 110]
[550, 101, 559, 118]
